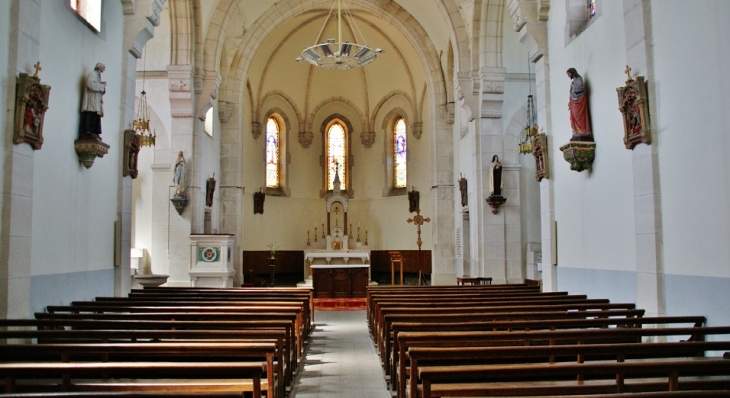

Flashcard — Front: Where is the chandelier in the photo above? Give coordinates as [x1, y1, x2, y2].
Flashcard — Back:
[133, 50, 156, 147]
[296, 0, 383, 70]
[518, 94, 538, 154]
[518, 57, 537, 154]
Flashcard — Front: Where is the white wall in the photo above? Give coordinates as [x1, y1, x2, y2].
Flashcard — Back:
[651, 1, 730, 279]
[0, 0, 10, 223]
[548, 1, 636, 274]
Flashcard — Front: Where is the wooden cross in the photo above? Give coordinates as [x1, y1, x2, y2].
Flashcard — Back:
[624, 65, 633, 82]
[407, 208, 431, 250]
[33, 62, 42, 78]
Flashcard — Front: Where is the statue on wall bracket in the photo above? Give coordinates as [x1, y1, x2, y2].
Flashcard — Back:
[253, 187, 265, 214]
[13, 62, 51, 150]
[408, 186, 420, 213]
[486, 155, 506, 214]
[617, 65, 651, 149]
[170, 151, 188, 215]
[75, 62, 110, 168]
[458, 174, 468, 207]
[206, 173, 217, 207]
[122, 130, 140, 178]
[560, 68, 596, 172]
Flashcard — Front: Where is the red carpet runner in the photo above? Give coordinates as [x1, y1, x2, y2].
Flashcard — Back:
[313, 298, 367, 311]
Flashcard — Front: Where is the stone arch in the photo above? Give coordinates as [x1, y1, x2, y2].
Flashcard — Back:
[258, 91, 304, 131]
[482, 0, 506, 68]
[371, 90, 415, 134]
[308, 97, 366, 136]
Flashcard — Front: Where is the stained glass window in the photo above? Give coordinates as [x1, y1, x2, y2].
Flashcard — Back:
[589, 0, 597, 18]
[70, 0, 102, 32]
[265, 117, 280, 188]
[394, 118, 407, 188]
[327, 122, 346, 190]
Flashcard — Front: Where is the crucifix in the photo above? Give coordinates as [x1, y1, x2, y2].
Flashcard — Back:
[407, 208, 431, 270]
[33, 62, 42, 78]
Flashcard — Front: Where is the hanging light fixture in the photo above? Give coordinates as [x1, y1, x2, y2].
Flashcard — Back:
[518, 56, 538, 154]
[133, 49, 156, 147]
[296, 0, 383, 70]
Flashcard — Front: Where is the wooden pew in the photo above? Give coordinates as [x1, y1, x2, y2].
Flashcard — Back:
[0, 362, 266, 397]
[33, 310, 303, 368]
[416, 356, 730, 398]
[390, 315, 706, 394]
[44, 302, 307, 357]
[0, 393, 253, 398]
[369, 293, 601, 332]
[0, 331, 287, 398]
[0, 318, 297, 388]
[404, 328, 730, 398]
[379, 308, 645, 378]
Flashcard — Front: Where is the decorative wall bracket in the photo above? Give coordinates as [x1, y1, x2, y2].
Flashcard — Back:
[486, 195, 506, 214]
[617, 65, 651, 149]
[251, 121, 262, 139]
[170, 194, 188, 215]
[74, 136, 110, 168]
[13, 63, 51, 150]
[559, 141, 596, 172]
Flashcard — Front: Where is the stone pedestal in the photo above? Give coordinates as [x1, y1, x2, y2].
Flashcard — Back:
[189, 234, 235, 287]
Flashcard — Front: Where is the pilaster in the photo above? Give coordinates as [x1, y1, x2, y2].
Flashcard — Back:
[1, 0, 41, 318]
[511, 0, 555, 290]
[166, 64, 196, 286]
[623, 0, 664, 317]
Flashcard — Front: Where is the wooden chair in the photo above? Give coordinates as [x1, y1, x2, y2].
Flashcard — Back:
[389, 251, 404, 286]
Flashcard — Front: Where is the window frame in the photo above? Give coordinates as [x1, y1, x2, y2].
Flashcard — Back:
[262, 110, 291, 197]
[69, 0, 103, 33]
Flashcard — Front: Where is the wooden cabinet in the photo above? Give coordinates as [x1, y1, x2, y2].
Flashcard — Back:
[312, 267, 368, 298]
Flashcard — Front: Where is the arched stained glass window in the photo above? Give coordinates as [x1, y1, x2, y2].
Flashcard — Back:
[327, 122, 346, 190]
[265, 117, 280, 188]
[394, 118, 407, 188]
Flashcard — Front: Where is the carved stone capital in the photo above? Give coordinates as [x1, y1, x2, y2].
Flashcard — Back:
[218, 101, 234, 123]
[299, 131, 313, 148]
[411, 122, 423, 140]
[360, 131, 375, 148]
[167, 65, 194, 119]
[251, 121, 262, 140]
[480, 68, 506, 119]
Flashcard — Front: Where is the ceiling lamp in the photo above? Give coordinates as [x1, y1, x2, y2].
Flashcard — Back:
[296, 0, 383, 70]
[133, 89, 156, 147]
[518, 56, 537, 154]
[133, 51, 155, 147]
[518, 94, 538, 154]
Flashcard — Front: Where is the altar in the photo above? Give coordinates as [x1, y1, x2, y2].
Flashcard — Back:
[296, 164, 373, 294]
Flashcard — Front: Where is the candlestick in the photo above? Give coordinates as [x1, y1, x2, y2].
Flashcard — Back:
[314, 227, 318, 242]
[307, 230, 311, 246]
[322, 223, 325, 238]
[357, 227, 361, 242]
[349, 223, 353, 238]
[365, 230, 368, 245]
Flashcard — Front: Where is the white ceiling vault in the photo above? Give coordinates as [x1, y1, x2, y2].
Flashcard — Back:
[187, 0, 487, 128]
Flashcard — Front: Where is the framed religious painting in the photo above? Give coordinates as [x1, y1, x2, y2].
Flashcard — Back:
[14, 66, 51, 150]
[532, 133, 549, 182]
[617, 67, 650, 149]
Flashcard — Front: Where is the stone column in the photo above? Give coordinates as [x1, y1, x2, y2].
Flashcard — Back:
[166, 64, 196, 285]
[0, 0, 41, 318]
[623, 0, 665, 318]
[510, 0, 557, 290]
[430, 120, 456, 285]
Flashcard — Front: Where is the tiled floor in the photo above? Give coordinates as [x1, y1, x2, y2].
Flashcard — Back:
[289, 310, 391, 398]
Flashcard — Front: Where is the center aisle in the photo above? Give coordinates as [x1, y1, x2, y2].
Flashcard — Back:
[289, 310, 391, 398]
